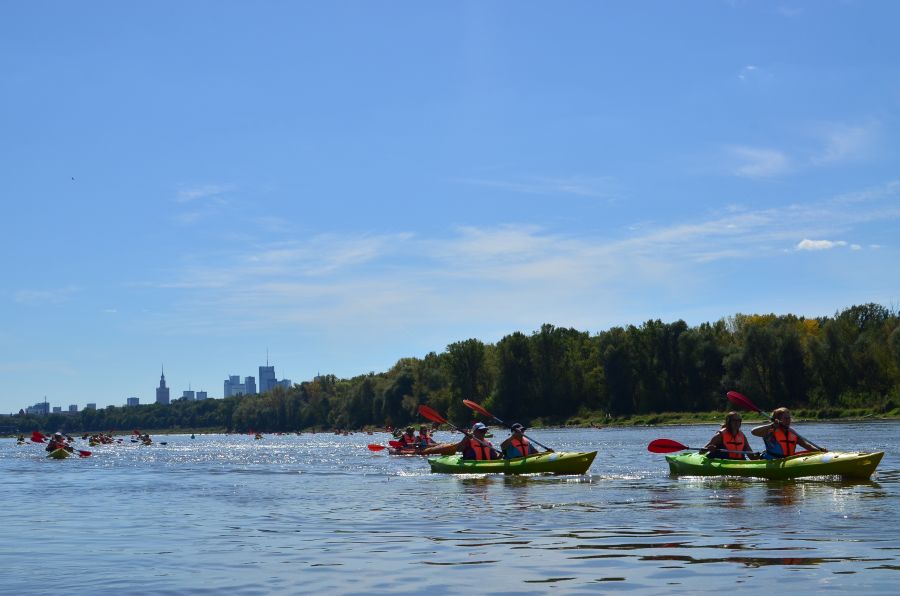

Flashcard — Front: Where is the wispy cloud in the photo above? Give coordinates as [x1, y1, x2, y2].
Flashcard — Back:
[13, 286, 80, 305]
[810, 123, 876, 165]
[737, 65, 760, 81]
[728, 145, 791, 178]
[140, 179, 900, 336]
[796, 239, 848, 251]
[175, 184, 235, 203]
[461, 175, 620, 199]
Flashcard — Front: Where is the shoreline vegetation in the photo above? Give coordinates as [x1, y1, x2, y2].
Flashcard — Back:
[4, 408, 898, 438]
[3, 303, 899, 436]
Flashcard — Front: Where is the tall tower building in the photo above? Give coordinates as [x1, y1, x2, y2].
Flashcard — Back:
[258, 365, 276, 394]
[156, 366, 170, 405]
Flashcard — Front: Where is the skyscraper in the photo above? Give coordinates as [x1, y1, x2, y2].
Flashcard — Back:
[156, 366, 170, 405]
[258, 365, 276, 394]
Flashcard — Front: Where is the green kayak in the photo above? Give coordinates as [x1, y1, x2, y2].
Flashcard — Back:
[47, 448, 71, 459]
[428, 451, 597, 475]
[665, 451, 884, 480]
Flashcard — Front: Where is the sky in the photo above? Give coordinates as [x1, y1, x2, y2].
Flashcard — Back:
[2, 1, 899, 414]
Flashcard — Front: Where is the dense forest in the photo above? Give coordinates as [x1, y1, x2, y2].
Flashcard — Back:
[5, 303, 900, 434]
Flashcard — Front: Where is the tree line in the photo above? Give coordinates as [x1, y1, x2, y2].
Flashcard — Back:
[6, 303, 899, 434]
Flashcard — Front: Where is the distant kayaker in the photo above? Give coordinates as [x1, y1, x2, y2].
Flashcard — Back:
[416, 425, 435, 449]
[700, 412, 758, 460]
[45, 432, 72, 453]
[500, 423, 543, 459]
[398, 426, 418, 448]
[454, 422, 499, 460]
[751, 407, 825, 459]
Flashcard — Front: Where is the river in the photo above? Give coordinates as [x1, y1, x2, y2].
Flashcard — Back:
[1, 422, 897, 594]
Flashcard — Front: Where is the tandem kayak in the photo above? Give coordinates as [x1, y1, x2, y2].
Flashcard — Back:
[47, 448, 71, 459]
[665, 451, 884, 480]
[428, 451, 597, 475]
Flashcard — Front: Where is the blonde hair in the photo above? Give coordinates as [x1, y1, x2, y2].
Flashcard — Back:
[773, 407, 790, 421]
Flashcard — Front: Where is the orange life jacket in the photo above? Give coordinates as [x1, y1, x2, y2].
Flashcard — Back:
[463, 437, 496, 460]
[773, 428, 798, 456]
[505, 436, 537, 459]
[719, 429, 749, 460]
[399, 434, 417, 447]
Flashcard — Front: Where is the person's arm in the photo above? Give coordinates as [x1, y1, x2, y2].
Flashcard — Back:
[700, 432, 723, 454]
[500, 436, 513, 451]
[453, 436, 470, 454]
[751, 423, 774, 438]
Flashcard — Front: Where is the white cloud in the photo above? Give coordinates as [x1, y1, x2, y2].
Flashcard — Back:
[796, 239, 848, 251]
[729, 146, 791, 178]
[737, 65, 759, 81]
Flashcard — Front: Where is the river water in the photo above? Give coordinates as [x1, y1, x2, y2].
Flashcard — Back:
[2, 422, 898, 594]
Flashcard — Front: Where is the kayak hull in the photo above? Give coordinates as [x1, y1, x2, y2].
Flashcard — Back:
[665, 451, 884, 480]
[48, 448, 71, 459]
[428, 451, 597, 475]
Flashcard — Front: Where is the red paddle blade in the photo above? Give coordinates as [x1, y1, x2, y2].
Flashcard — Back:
[77, 450, 92, 457]
[418, 404, 447, 425]
[388, 440, 403, 448]
[462, 399, 491, 418]
[726, 390, 761, 413]
[647, 438, 690, 453]
[367, 444, 386, 451]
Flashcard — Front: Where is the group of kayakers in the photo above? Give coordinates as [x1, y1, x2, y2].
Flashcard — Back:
[452, 421, 552, 460]
[701, 407, 826, 460]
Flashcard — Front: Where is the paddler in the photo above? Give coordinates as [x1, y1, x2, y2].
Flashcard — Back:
[751, 407, 825, 459]
[45, 432, 73, 454]
[415, 425, 435, 449]
[453, 422, 499, 460]
[500, 423, 545, 459]
[397, 426, 418, 449]
[700, 412, 757, 460]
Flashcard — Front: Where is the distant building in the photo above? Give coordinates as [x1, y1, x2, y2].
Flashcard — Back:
[156, 366, 170, 405]
[25, 401, 50, 416]
[127, 397, 140, 407]
[244, 376, 256, 395]
[224, 375, 244, 397]
[85, 403, 96, 410]
[196, 391, 208, 401]
[258, 365, 276, 394]
[182, 390, 195, 401]
[68, 404, 78, 413]
[277, 379, 292, 389]
[52, 406, 61, 413]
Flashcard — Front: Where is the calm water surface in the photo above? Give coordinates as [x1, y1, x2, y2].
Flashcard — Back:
[2, 423, 898, 594]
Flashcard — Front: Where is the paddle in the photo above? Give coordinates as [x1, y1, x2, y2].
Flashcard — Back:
[418, 404, 502, 457]
[367, 444, 386, 451]
[726, 391, 825, 452]
[388, 440, 404, 448]
[462, 399, 553, 452]
[647, 438, 748, 455]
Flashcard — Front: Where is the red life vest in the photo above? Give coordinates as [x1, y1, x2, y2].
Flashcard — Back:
[463, 437, 496, 460]
[417, 433, 433, 445]
[399, 434, 417, 447]
[772, 428, 798, 456]
[506, 436, 536, 458]
[719, 429, 749, 460]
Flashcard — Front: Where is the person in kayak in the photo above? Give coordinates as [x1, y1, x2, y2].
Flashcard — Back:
[500, 423, 542, 459]
[45, 432, 73, 454]
[699, 412, 758, 460]
[397, 426, 418, 448]
[751, 407, 825, 459]
[416, 425, 435, 449]
[454, 422, 499, 460]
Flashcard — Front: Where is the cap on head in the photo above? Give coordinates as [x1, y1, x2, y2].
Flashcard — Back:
[511, 423, 525, 432]
[472, 422, 487, 432]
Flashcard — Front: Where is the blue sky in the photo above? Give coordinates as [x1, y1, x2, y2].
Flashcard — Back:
[2, 1, 899, 413]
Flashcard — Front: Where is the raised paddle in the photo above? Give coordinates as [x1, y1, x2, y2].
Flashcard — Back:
[418, 404, 502, 457]
[462, 399, 553, 452]
[726, 391, 825, 452]
[647, 438, 749, 455]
